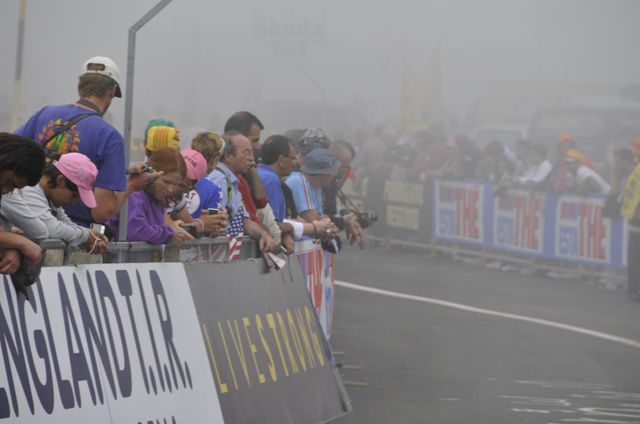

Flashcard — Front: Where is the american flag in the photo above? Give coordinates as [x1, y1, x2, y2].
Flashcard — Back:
[226, 206, 245, 261]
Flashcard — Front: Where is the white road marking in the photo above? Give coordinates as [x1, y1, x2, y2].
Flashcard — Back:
[335, 280, 640, 350]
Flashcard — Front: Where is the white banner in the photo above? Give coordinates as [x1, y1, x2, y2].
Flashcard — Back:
[0, 264, 224, 424]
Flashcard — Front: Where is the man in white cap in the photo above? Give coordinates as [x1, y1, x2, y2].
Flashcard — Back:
[14, 56, 152, 230]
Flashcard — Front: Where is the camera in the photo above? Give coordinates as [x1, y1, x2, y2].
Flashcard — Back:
[90, 223, 106, 235]
[337, 189, 378, 229]
[207, 208, 220, 215]
[355, 211, 378, 229]
[180, 224, 198, 237]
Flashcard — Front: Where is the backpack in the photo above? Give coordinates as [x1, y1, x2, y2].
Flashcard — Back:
[41, 112, 96, 159]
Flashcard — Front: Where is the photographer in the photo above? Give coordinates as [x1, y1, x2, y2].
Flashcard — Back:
[325, 140, 368, 249]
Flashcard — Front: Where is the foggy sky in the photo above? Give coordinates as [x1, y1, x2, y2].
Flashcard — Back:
[1, 0, 639, 142]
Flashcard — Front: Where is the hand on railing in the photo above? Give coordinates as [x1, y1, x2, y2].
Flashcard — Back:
[200, 209, 228, 237]
[169, 220, 195, 245]
[86, 230, 109, 254]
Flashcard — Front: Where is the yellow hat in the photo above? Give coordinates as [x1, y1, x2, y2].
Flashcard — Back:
[146, 126, 180, 151]
[563, 148, 581, 162]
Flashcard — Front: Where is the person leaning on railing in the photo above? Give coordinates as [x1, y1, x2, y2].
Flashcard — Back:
[1, 153, 108, 254]
[108, 148, 194, 245]
[0, 133, 46, 274]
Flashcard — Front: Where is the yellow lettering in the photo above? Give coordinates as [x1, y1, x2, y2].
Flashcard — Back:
[287, 309, 307, 372]
[256, 314, 277, 382]
[295, 308, 316, 369]
[201, 323, 228, 394]
[266, 313, 289, 377]
[276, 312, 299, 374]
[305, 306, 326, 366]
[243, 317, 266, 384]
[217, 321, 239, 390]
[227, 319, 252, 388]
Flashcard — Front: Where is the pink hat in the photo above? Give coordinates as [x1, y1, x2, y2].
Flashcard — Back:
[53, 153, 98, 208]
[181, 149, 207, 181]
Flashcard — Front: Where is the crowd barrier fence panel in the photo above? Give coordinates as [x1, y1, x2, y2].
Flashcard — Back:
[2, 237, 350, 424]
[346, 171, 628, 273]
[0, 263, 224, 423]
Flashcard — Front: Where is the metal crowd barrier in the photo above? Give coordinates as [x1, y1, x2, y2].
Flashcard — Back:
[41, 236, 258, 266]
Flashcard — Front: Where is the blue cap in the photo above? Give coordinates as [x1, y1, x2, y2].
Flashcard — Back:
[301, 148, 341, 175]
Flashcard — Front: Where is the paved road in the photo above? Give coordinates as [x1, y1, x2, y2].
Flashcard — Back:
[331, 245, 640, 424]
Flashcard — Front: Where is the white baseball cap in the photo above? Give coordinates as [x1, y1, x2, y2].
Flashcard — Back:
[81, 56, 122, 97]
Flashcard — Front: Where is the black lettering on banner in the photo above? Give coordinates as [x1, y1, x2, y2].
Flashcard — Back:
[41, 274, 75, 409]
[0, 268, 196, 419]
[0, 277, 34, 417]
[150, 271, 191, 391]
[137, 416, 177, 424]
[137, 270, 164, 394]
[117, 270, 150, 394]
[75, 272, 116, 403]
[18, 285, 54, 414]
[59, 275, 97, 407]
[96, 270, 132, 398]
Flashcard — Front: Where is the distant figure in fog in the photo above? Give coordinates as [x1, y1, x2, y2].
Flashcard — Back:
[516, 144, 552, 188]
[556, 133, 595, 171]
[563, 149, 610, 195]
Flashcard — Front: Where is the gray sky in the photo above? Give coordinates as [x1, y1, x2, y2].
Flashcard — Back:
[1, 0, 639, 141]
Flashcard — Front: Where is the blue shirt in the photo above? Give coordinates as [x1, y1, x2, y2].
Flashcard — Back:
[257, 164, 285, 222]
[284, 171, 323, 215]
[15, 104, 127, 225]
[188, 179, 222, 218]
[207, 162, 248, 219]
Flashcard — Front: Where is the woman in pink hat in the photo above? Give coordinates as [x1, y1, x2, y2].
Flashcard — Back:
[166, 149, 228, 237]
[1, 152, 108, 253]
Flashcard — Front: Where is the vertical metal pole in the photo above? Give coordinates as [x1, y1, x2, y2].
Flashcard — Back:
[119, 0, 173, 241]
[10, 0, 27, 130]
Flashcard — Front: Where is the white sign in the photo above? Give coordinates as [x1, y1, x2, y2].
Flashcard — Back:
[0, 264, 224, 424]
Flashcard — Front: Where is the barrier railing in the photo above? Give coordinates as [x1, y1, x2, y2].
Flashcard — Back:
[3, 237, 349, 423]
[343, 174, 628, 276]
[40, 236, 258, 266]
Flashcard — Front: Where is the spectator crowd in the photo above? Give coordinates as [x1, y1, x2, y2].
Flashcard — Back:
[1, 54, 639, 303]
[0, 56, 367, 292]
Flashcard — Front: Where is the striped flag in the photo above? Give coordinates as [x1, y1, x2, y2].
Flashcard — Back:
[226, 206, 245, 261]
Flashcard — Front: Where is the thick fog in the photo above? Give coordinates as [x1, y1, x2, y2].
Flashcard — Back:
[1, 0, 640, 144]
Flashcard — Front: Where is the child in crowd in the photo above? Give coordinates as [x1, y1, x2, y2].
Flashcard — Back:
[1, 153, 108, 253]
[108, 148, 193, 245]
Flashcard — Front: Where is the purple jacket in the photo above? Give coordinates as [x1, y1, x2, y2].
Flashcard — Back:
[109, 192, 174, 244]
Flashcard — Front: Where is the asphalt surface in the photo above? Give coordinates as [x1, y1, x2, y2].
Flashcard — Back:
[330, 245, 640, 424]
